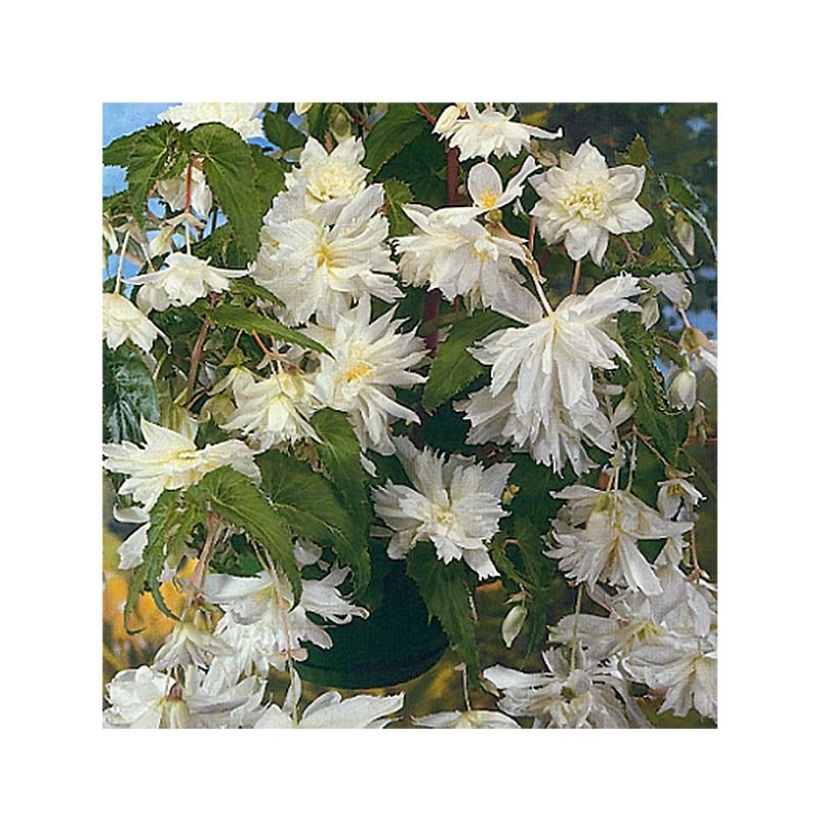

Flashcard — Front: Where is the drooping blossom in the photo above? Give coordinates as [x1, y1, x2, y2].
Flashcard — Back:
[159, 102, 266, 141]
[434, 103, 562, 160]
[102, 418, 260, 510]
[102, 292, 163, 353]
[372, 437, 513, 579]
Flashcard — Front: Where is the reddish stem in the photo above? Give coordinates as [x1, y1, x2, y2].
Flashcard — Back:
[415, 102, 437, 126]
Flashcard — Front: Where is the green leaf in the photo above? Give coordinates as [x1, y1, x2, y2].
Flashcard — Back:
[382, 178, 414, 236]
[507, 453, 573, 532]
[103, 123, 186, 225]
[616, 134, 651, 167]
[365, 104, 428, 177]
[188, 467, 301, 598]
[263, 110, 307, 151]
[124, 490, 187, 630]
[661, 173, 716, 257]
[378, 127, 447, 208]
[258, 450, 369, 592]
[617, 313, 688, 466]
[249, 145, 286, 216]
[311, 409, 372, 563]
[103, 342, 160, 443]
[229, 276, 283, 305]
[422, 310, 517, 412]
[406, 543, 479, 672]
[207, 303, 328, 354]
[189, 123, 260, 257]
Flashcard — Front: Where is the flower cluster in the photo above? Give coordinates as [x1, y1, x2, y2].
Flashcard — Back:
[102, 102, 716, 729]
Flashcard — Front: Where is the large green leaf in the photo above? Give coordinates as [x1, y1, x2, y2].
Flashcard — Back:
[250, 144, 286, 217]
[617, 313, 688, 466]
[382, 178, 414, 236]
[188, 467, 301, 598]
[422, 310, 517, 412]
[103, 123, 187, 224]
[257, 449, 369, 591]
[189, 124, 260, 257]
[103, 342, 160, 443]
[406, 543, 479, 672]
[263, 110, 307, 152]
[124, 490, 189, 630]
[365, 104, 428, 177]
[206, 303, 328, 354]
[311, 409, 372, 565]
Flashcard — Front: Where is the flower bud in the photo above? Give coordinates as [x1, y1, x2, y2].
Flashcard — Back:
[641, 296, 660, 329]
[294, 103, 313, 116]
[328, 103, 353, 141]
[501, 604, 527, 648]
[673, 211, 696, 256]
[670, 369, 697, 410]
[434, 104, 462, 134]
[611, 394, 635, 427]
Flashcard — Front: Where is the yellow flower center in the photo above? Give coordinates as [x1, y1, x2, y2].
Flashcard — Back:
[344, 362, 372, 382]
[316, 244, 334, 269]
[562, 184, 607, 220]
[434, 506, 454, 526]
[478, 189, 498, 208]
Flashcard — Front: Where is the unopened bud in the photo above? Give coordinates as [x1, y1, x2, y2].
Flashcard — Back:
[670, 369, 697, 410]
[501, 605, 527, 648]
[612, 394, 636, 427]
[677, 288, 693, 311]
[294, 103, 313, 116]
[673, 211, 696, 256]
[434, 104, 462, 134]
[328, 104, 353, 141]
[641, 296, 660, 329]
[681, 326, 709, 355]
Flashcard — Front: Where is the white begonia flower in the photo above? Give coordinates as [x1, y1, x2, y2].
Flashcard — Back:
[307, 296, 427, 455]
[204, 565, 368, 679]
[156, 166, 213, 217]
[434, 103, 562, 160]
[412, 709, 521, 729]
[530, 140, 652, 265]
[646, 272, 687, 306]
[285, 136, 369, 215]
[104, 665, 267, 729]
[102, 418, 260, 510]
[396, 204, 542, 322]
[484, 648, 649, 729]
[152, 621, 234, 671]
[625, 631, 717, 722]
[669, 368, 697, 410]
[159, 102, 266, 141]
[223, 370, 321, 450]
[546, 486, 693, 596]
[102, 293, 163, 354]
[467, 156, 539, 212]
[657, 476, 705, 520]
[127, 252, 244, 311]
[255, 691, 404, 729]
[372, 437, 513, 579]
[254, 185, 401, 326]
[457, 275, 641, 473]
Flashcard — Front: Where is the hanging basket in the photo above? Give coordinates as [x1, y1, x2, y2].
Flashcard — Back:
[298, 545, 448, 689]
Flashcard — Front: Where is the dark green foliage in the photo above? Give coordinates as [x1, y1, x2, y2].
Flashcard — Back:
[103, 342, 160, 443]
[257, 450, 369, 592]
[311, 409, 373, 587]
[422, 310, 518, 412]
[407, 543, 479, 672]
[382, 178, 414, 236]
[617, 313, 688, 466]
[188, 467, 301, 598]
[207, 303, 328, 354]
[365, 103, 428, 176]
[103, 123, 187, 225]
[263, 109, 307, 152]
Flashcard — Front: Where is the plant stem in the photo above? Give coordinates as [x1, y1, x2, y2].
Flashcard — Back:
[186, 317, 210, 404]
[415, 102, 437, 126]
[569, 585, 584, 671]
[570, 258, 582, 294]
